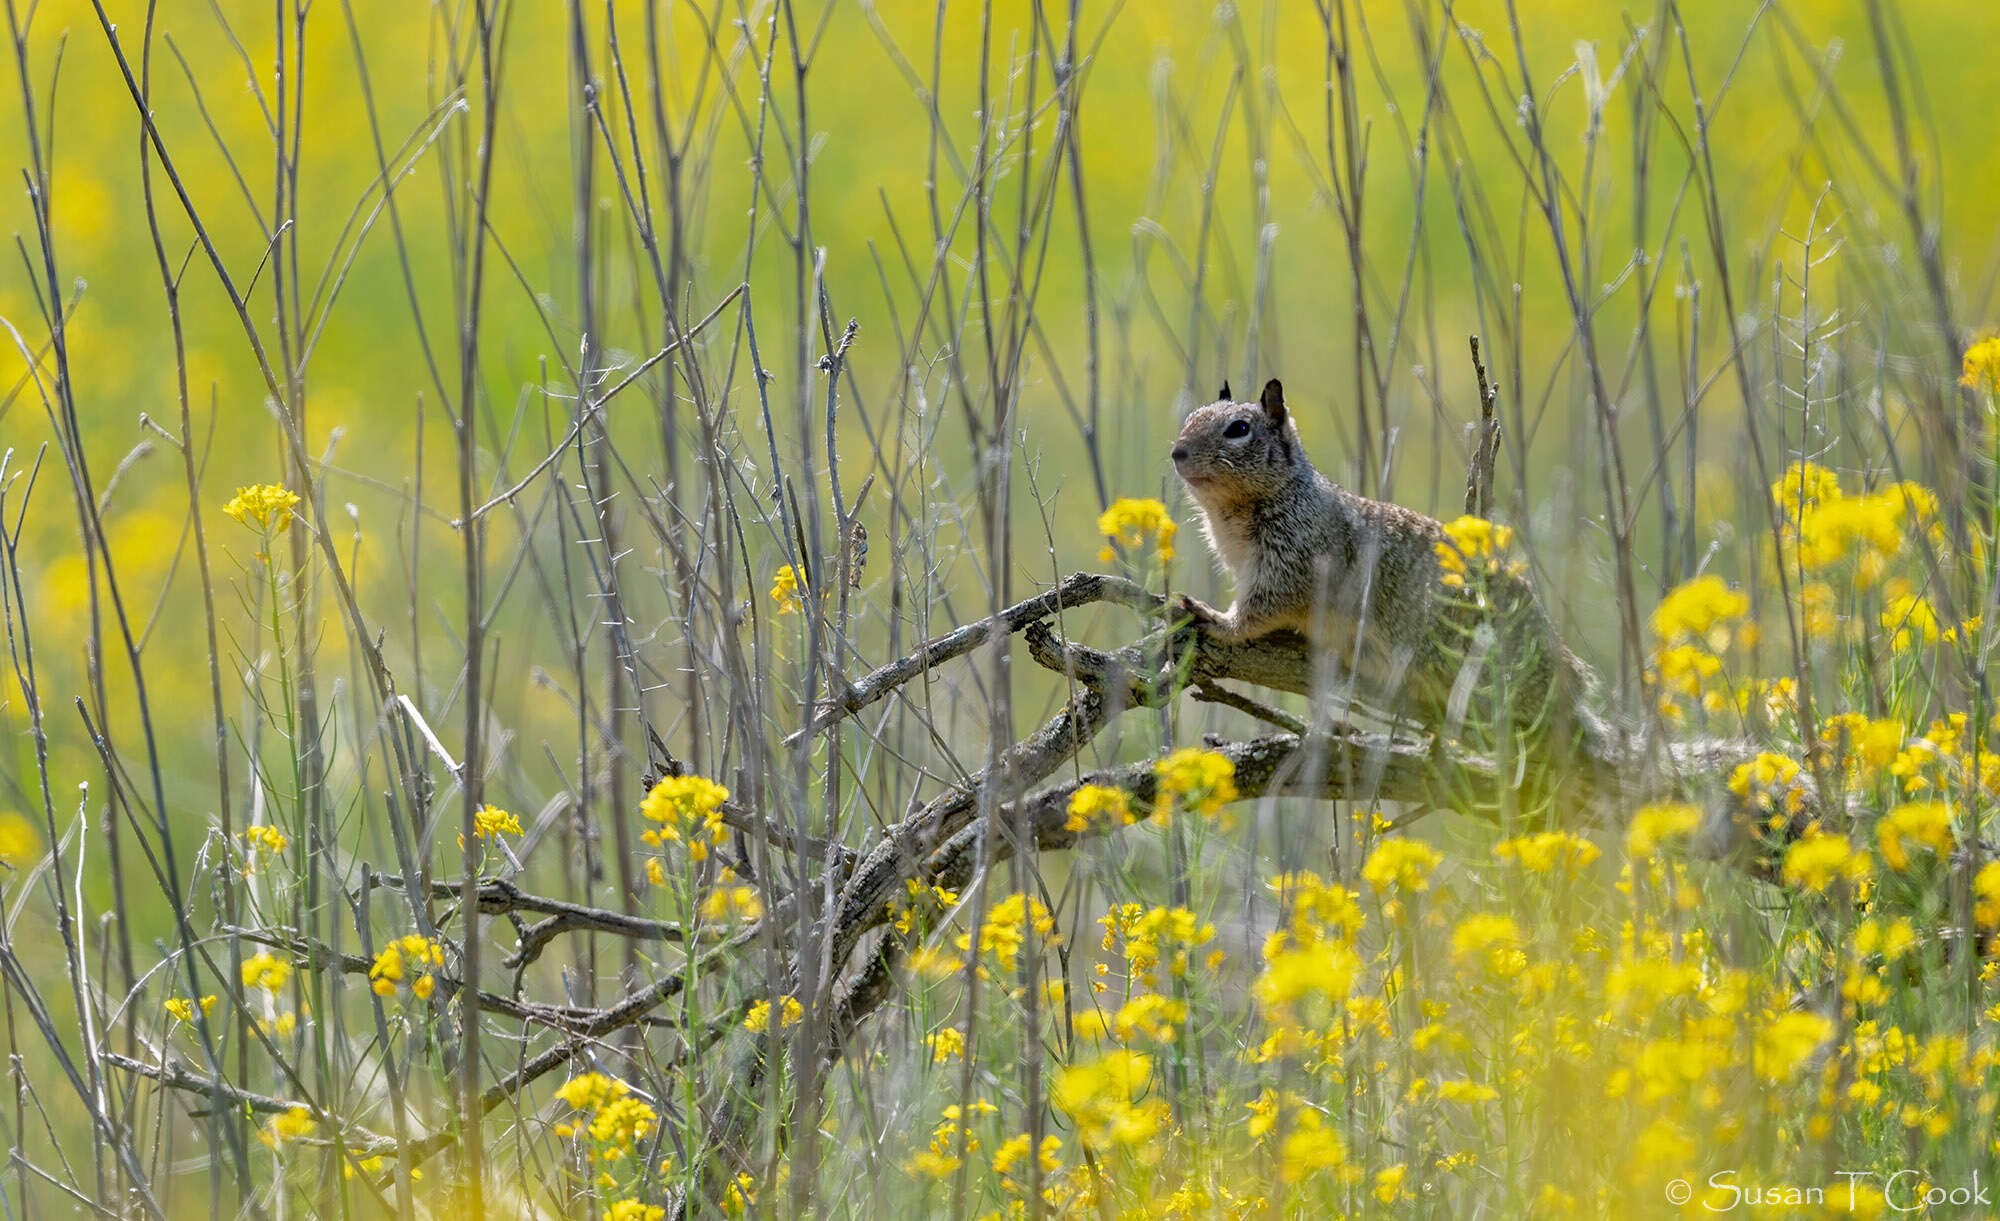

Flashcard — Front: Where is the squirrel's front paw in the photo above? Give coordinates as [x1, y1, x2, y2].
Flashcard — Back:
[1176, 594, 1235, 637]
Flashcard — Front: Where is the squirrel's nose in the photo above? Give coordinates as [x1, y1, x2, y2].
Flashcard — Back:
[1171, 446, 1189, 463]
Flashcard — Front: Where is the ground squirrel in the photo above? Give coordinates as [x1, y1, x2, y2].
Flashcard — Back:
[1171, 379, 1610, 784]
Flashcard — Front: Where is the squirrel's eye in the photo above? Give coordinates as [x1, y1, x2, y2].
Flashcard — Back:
[1222, 419, 1251, 439]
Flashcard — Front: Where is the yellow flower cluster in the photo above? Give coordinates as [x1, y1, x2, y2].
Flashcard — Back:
[990, 1131, 1063, 1198]
[1651, 574, 1749, 649]
[1880, 586, 1940, 652]
[1727, 752, 1805, 818]
[904, 1100, 996, 1179]
[1781, 832, 1869, 892]
[887, 878, 958, 935]
[743, 995, 803, 1032]
[1103, 992, 1188, 1043]
[589, 1096, 659, 1150]
[1096, 497, 1177, 564]
[770, 563, 805, 613]
[241, 951, 291, 994]
[1752, 1011, 1833, 1083]
[957, 892, 1058, 978]
[1252, 873, 1365, 1035]
[926, 1026, 965, 1062]
[1449, 913, 1525, 978]
[1625, 802, 1701, 858]
[1492, 830, 1600, 876]
[1962, 336, 2000, 394]
[1877, 801, 1953, 872]
[1098, 903, 1216, 989]
[1771, 461, 1939, 587]
[1360, 838, 1441, 895]
[458, 802, 521, 850]
[164, 995, 217, 1023]
[555, 1072, 630, 1112]
[1053, 1049, 1168, 1152]
[1648, 574, 1755, 722]
[369, 934, 442, 999]
[1154, 747, 1236, 822]
[261, 1105, 315, 1148]
[639, 774, 730, 862]
[1268, 872, 1365, 943]
[224, 483, 302, 531]
[1976, 861, 2000, 928]
[1253, 937, 1362, 1010]
[1064, 783, 1134, 832]
[1652, 643, 1724, 719]
[604, 1202, 665, 1221]
[700, 867, 766, 922]
[553, 1071, 658, 1166]
[240, 824, 288, 855]
[1819, 712, 1906, 787]
[1434, 515, 1522, 589]
[470, 803, 521, 841]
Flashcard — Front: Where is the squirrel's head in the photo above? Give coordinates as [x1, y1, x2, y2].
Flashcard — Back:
[1171, 378, 1302, 506]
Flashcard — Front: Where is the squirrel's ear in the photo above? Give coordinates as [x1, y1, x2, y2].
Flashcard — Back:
[1259, 379, 1286, 426]
[1217, 380, 1232, 402]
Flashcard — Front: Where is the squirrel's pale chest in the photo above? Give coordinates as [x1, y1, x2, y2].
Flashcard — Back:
[1198, 508, 1260, 589]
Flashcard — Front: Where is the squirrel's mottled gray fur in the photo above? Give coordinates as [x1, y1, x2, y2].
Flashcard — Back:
[1172, 378, 1611, 778]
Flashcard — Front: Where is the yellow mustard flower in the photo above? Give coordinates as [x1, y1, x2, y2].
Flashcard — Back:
[1878, 801, 1953, 871]
[1493, 830, 1600, 876]
[1434, 515, 1519, 588]
[470, 804, 521, 841]
[1110, 992, 1188, 1043]
[588, 1095, 659, 1151]
[1096, 497, 1177, 564]
[743, 995, 803, 1032]
[957, 892, 1058, 977]
[1961, 336, 2000, 395]
[605, 1202, 666, 1221]
[556, 1072, 630, 1112]
[1099, 903, 1214, 984]
[240, 824, 288, 855]
[1064, 783, 1134, 832]
[1770, 460, 1843, 515]
[926, 1027, 965, 1062]
[1728, 752, 1804, 815]
[1276, 1108, 1345, 1182]
[261, 1105, 315, 1147]
[1974, 861, 2000, 928]
[223, 484, 302, 531]
[991, 1131, 1062, 1188]
[1154, 747, 1236, 819]
[640, 775, 729, 839]
[1449, 913, 1525, 977]
[1782, 833, 1868, 892]
[1651, 574, 1749, 648]
[770, 563, 805, 613]
[369, 934, 443, 998]
[1375, 1164, 1413, 1204]
[1052, 1049, 1166, 1150]
[1253, 939, 1362, 1008]
[701, 869, 766, 922]
[1754, 1011, 1832, 1082]
[241, 951, 291, 993]
[1881, 590, 1940, 651]
[1626, 802, 1701, 858]
[1361, 838, 1442, 894]
[164, 995, 218, 1023]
